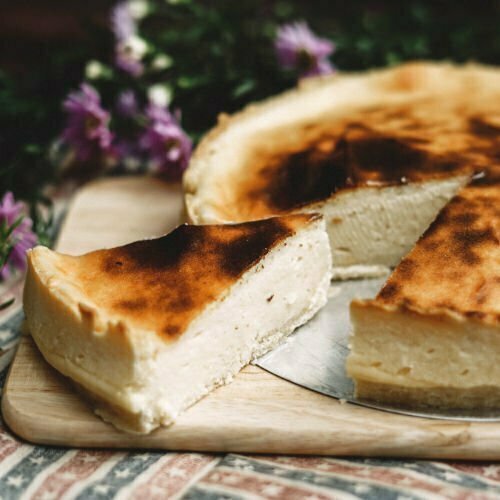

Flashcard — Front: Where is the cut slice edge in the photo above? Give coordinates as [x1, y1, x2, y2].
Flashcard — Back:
[347, 174, 500, 410]
[347, 300, 500, 410]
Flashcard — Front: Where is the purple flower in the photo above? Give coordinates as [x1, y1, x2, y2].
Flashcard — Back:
[0, 192, 37, 280]
[111, 2, 145, 77]
[113, 139, 142, 172]
[111, 2, 136, 42]
[144, 102, 180, 124]
[140, 104, 192, 180]
[62, 84, 114, 162]
[115, 45, 145, 77]
[0, 192, 24, 227]
[116, 89, 139, 118]
[275, 22, 335, 78]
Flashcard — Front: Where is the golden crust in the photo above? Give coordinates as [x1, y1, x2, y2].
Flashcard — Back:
[359, 167, 500, 326]
[32, 214, 320, 340]
[184, 61, 500, 224]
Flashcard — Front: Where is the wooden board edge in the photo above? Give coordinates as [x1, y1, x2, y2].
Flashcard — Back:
[1, 350, 41, 446]
[4, 336, 500, 459]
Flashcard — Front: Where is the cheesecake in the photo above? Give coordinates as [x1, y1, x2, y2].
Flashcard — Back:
[184, 62, 500, 278]
[23, 214, 332, 433]
[184, 60, 500, 411]
[347, 168, 500, 410]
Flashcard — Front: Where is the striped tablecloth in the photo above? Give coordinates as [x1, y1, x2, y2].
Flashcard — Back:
[1, 282, 500, 499]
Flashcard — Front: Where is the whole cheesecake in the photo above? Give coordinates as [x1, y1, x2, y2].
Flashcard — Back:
[184, 62, 500, 278]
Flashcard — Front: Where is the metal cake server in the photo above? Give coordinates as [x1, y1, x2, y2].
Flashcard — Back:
[255, 276, 500, 422]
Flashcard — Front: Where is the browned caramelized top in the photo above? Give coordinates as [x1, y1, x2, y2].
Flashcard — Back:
[228, 96, 500, 221]
[375, 167, 500, 323]
[55, 214, 318, 339]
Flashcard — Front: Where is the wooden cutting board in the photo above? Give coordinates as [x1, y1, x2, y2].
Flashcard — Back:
[3, 177, 500, 459]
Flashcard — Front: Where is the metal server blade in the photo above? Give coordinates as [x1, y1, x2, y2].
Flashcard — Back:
[255, 276, 500, 422]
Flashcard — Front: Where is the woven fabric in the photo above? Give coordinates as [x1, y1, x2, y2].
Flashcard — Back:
[1, 284, 500, 500]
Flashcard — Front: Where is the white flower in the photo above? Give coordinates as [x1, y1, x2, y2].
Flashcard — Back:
[85, 60, 107, 80]
[128, 0, 150, 19]
[152, 54, 173, 70]
[148, 84, 173, 107]
[124, 156, 141, 172]
[123, 35, 148, 60]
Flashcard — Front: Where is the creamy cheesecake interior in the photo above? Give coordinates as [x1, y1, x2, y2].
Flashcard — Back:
[24, 214, 332, 433]
[347, 169, 500, 409]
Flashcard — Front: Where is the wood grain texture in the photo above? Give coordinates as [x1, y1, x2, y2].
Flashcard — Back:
[3, 176, 500, 458]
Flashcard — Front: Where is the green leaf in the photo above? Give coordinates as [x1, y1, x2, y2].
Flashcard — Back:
[232, 79, 256, 99]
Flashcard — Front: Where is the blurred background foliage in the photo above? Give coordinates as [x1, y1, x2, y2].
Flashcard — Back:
[1, 0, 500, 201]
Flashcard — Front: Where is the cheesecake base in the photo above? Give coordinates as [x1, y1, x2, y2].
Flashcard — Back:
[356, 380, 500, 411]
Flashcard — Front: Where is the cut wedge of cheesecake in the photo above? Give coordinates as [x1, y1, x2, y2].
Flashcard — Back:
[347, 168, 500, 410]
[24, 214, 332, 433]
[184, 62, 500, 278]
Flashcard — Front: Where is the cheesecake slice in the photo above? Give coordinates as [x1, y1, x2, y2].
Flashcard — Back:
[184, 62, 499, 278]
[347, 169, 500, 410]
[24, 214, 332, 433]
